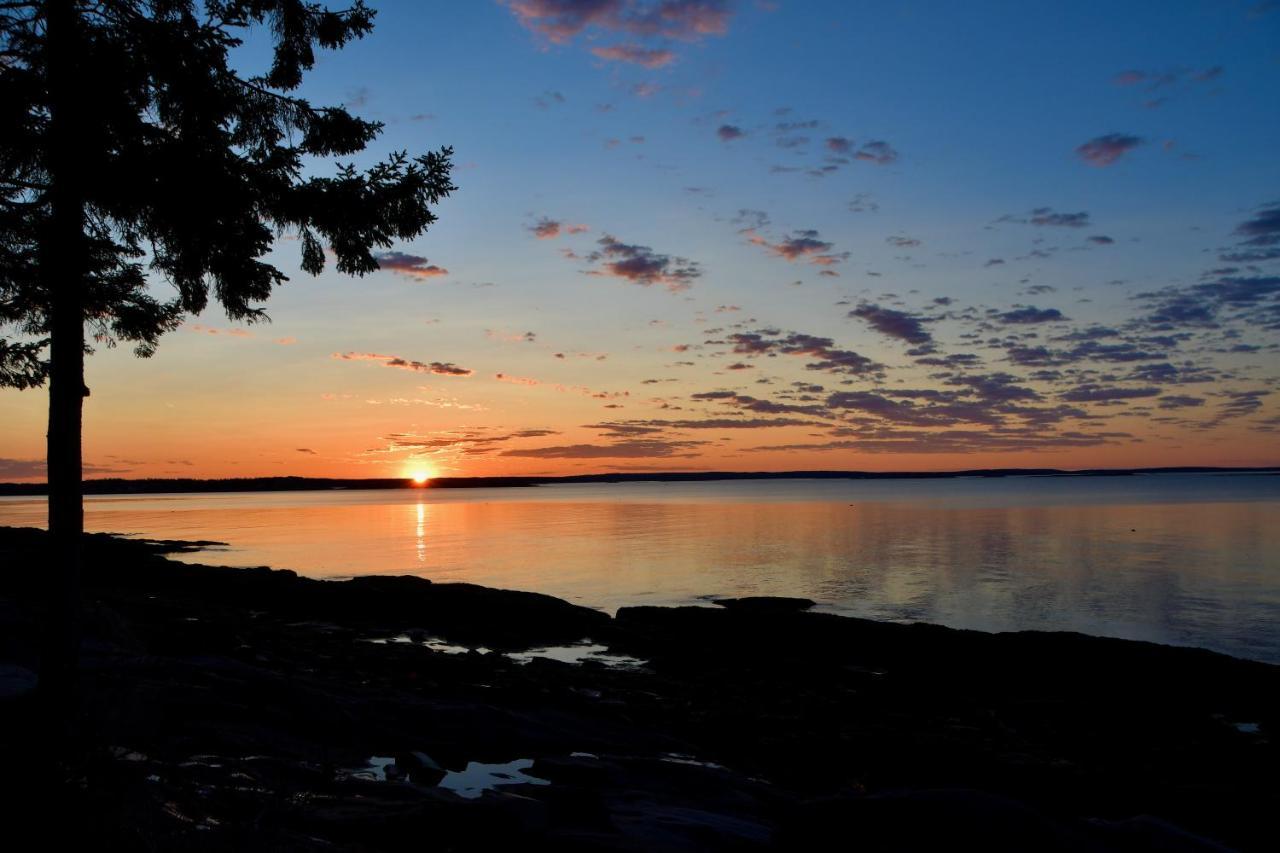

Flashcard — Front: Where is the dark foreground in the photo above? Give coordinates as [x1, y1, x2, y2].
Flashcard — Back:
[0, 527, 1275, 851]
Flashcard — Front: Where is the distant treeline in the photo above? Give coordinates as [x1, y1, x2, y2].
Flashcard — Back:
[0, 467, 1276, 497]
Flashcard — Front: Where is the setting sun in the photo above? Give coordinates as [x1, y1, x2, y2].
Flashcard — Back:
[409, 470, 432, 485]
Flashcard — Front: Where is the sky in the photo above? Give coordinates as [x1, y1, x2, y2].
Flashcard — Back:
[2, 0, 1279, 481]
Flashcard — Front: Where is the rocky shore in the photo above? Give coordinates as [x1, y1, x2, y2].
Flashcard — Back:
[0, 525, 1275, 850]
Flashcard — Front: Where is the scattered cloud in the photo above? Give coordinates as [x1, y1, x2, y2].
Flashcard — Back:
[744, 228, 846, 266]
[1076, 133, 1143, 167]
[996, 306, 1068, 325]
[717, 124, 745, 142]
[850, 303, 932, 345]
[585, 234, 702, 291]
[854, 140, 898, 165]
[374, 251, 448, 279]
[725, 329, 882, 377]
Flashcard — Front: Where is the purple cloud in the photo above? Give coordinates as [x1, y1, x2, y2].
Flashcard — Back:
[1076, 133, 1143, 167]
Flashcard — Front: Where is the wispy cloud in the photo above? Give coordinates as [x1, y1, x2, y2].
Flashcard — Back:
[333, 352, 473, 376]
[591, 43, 676, 67]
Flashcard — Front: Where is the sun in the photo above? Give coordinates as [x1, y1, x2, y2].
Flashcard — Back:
[408, 468, 433, 486]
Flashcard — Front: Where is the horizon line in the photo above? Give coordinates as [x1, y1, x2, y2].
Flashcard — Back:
[1, 465, 1277, 496]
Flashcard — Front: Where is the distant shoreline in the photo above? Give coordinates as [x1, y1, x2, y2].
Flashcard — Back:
[0, 466, 1276, 496]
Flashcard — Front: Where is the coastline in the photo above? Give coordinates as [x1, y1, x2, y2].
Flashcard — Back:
[1, 465, 1277, 497]
[1, 526, 1275, 850]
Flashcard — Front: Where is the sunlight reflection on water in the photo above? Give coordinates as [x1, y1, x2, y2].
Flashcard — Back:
[3, 474, 1278, 662]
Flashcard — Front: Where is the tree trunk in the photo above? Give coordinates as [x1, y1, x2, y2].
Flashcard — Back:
[40, 0, 86, 710]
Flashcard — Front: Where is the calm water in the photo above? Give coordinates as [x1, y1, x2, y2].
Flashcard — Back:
[3, 474, 1279, 662]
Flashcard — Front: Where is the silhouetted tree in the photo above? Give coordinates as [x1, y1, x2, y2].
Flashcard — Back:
[0, 0, 454, 700]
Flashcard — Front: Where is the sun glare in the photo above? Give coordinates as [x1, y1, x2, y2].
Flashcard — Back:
[409, 470, 431, 485]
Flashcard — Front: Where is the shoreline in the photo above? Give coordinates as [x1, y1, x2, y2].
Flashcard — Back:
[1, 465, 1277, 497]
[1, 525, 1276, 850]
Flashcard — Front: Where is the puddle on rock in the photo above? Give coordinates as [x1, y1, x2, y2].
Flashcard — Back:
[438, 759, 550, 799]
[506, 642, 647, 670]
[364, 634, 491, 655]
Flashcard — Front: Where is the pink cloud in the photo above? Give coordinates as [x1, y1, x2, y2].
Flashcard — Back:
[374, 251, 448, 279]
[591, 43, 676, 67]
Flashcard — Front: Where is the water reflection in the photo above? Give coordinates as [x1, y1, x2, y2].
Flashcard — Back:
[415, 500, 426, 564]
[1, 475, 1277, 661]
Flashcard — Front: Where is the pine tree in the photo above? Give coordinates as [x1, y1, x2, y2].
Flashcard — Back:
[0, 0, 455, 698]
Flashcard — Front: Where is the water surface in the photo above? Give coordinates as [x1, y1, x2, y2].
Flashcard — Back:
[3, 474, 1277, 662]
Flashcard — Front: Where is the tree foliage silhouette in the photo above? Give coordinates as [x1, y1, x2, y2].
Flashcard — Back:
[0, 0, 455, 694]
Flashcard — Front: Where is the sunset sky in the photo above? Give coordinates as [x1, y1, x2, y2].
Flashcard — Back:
[2, 0, 1279, 481]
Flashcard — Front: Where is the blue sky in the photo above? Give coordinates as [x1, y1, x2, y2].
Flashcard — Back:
[1, 0, 1278, 479]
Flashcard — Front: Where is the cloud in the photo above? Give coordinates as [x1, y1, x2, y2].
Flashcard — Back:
[691, 390, 828, 416]
[1076, 133, 1143, 167]
[377, 428, 561, 457]
[825, 391, 1005, 427]
[374, 251, 448, 279]
[501, 439, 705, 458]
[1027, 208, 1091, 228]
[750, 428, 1129, 455]
[1158, 395, 1205, 409]
[534, 89, 566, 109]
[591, 416, 816, 431]
[485, 329, 538, 343]
[528, 217, 563, 239]
[1087, 235, 1115, 245]
[726, 329, 881, 377]
[502, 0, 730, 43]
[187, 323, 252, 337]
[885, 235, 921, 248]
[0, 458, 48, 479]
[1059, 384, 1162, 403]
[717, 124, 745, 142]
[1134, 274, 1280, 332]
[1211, 390, 1269, 422]
[996, 306, 1067, 324]
[590, 43, 676, 67]
[825, 136, 853, 153]
[503, 0, 623, 43]
[296, 448, 317, 454]
[333, 352, 473, 376]
[0, 458, 130, 479]
[848, 193, 879, 213]
[745, 228, 845, 266]
[850, 303, 932, 345]
[1233, 204, 1280, 247]
[585, 234, 702, 291]
[854, 140, 898, 165]
[1112, 66, 1225, 91]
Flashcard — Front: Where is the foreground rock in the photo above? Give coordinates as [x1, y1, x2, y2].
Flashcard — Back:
[0, 526, 1275, 850]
